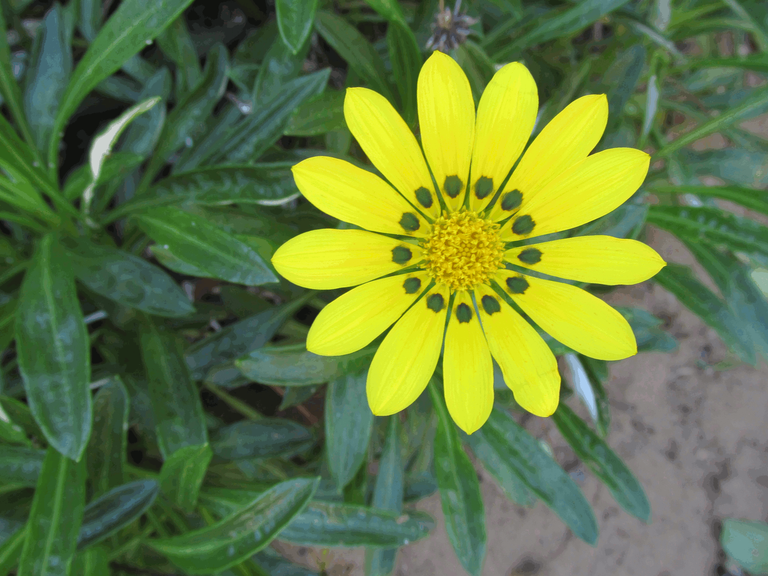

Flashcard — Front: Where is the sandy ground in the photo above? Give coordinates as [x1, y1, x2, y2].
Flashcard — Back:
[276, 225, 768, 576]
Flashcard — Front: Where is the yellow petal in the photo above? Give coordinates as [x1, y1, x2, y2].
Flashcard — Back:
[367, 285, 450, 415]
[307, 272, 429, 356]
[500, 148, 650, 240]
[443, 291, 493, 434]
[505, 235, 666, 285]
[488, 94, 608, 222]
[474, 284, 560, 417]
[292, 157, 429, 237]
[417, 51, 475, 212]
[498, 271, 636, 361]
[469, 62, 538, 212]
[272, 229, 422, 290]
[344, 87, 440, 218]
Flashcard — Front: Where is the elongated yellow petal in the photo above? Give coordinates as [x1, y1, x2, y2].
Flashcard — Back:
[292, 157, 429, 237]
[344, 87, 440, 218]
[307, 272, 429, 356]
[505, 235, 666, 285]
[500, 148, 650, 241]
[272, 229, 422, 290]
[418, 52, 475, 211]
[488, 94, 608, 222]
[469, 62, 537, 212]
[497, 271, 636, 361]
[443, 291, 493, 434]
[367, 285, 450, 415]
[474, 284, 560, 417]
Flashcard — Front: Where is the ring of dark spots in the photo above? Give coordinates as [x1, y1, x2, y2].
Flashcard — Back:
[399, 212, 420, 232]
[444, 175, 463, 199]
[426, 293, 444, 312]
[506, 276, 529, 294]
[392, 246, 412, 264]
[474, 176, 493, 200]
[517, 248, 542, 265]
[512, 215, 535, 236]
[403, 277, 421, 294]
[481, 295, 501, 315]
[500, 189, 523, 211]
[455, 303, 472, 323]
[415, 186, 433, 208]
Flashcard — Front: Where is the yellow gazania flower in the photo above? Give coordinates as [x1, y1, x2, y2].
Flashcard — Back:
[272, 52, 665, 434]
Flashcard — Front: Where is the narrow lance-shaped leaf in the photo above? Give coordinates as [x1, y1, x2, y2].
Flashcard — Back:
[18, 448, 86, 576]
[326, 370, 374, 491]
[151, 478, 319, 575]
[49, 0, 196, 170]
[156, 14, 202, 97]
[386, 20, 422, 126]
[17, 235, 92, 461]
[86, 377, 129, 497]
[0, 7, 35, 150]
[0, 525, 27, 576]
[552, 403, 651, 523]
[210, 419, 313, 462]
[428, 382, 486, 576]
[159, 443, 213, 512]
[0, 445, 45, 487]
[276, 0, 318, 54]
[139, 315, 208, 459]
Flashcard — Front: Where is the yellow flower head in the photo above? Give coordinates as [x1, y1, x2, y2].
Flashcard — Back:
[272, 52, 665, 434]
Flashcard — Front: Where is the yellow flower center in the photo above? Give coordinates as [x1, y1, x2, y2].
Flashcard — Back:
[422, 210, 505, 291]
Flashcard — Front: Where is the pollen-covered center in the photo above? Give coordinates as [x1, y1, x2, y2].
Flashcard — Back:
[423, 210, 505, 291]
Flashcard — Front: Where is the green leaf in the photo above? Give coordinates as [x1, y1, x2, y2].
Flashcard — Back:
[254, 548, 320, 576]
[650, 184, 768, 217]
[77, 479, 159, 549]
[139, 316, 208, 459]
[156, 14, 202, 98]
[464, 430, 536, 508]
[721, 518, 768, 574]
[17, 235, 92, 461]
[386, 20, 421, 126]
[151, 478, 319, 574]
[65, 238, 195, 318]
[278, 502, 434, 548]
[0, 446, 44, 487]
[78, 0, 102, 41]
[552, 403, 651, 522]
[284, 91, 346, 136]
[325, 371, 374, 491]
[186, 298, 306, 381]
[237, 344, 375, 386]
[214, 69, 330, 164]
[23, 4, 72, 152]
[276, 0, 317, 54]
[18, 448, 86, 576]
[315, 11, 394, 101]
[86, 377, 129, 497]
[653, 264, 756, 364]
[159, 443, 212, 512]
[474, 407, 599, 545]
[0, 525, 26, 576]
[116, 67, 171, 158]
[279, 385, 318, 409]
[654, 84, 768, 159]
[109, 164, 300, 222]
[365, 417, 404, 576]
[49, 0, 196, 168]
[141, 44, 229, 188]
[647, 205, 768, 257]
[63, 151, 145, 201]
[211, 419, 313, 461]
[428, 383, 485, 576]
[597, 44, 646, 129]
[253, 24, 311, 102]
[70, 547, 110, 576]
[455, 41, 495, 103]
[617, 308, 678, 353]
[0, 8, 35, 152]
[138, 207, 277, 286]
[363, 0, 406, 23]
[0, 400, 31, 447]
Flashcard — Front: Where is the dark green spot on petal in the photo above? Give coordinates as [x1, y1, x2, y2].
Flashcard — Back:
[427, 293, 444, 312]
[512, 215, 535, 236]
[392, 246, 412, 264]
[444, 175, 463, 199]
[399, 212, 420, 232]
[415, 186, 433, 208]
[517, 248, 542, 265]
[481, 295, 501, 315]
[506, 276, 529, 294]
[474, 177, 493, 200]
[501, 189, 523, 211]
[403, 277, 421, 294]
[455, 303, 472, 323]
